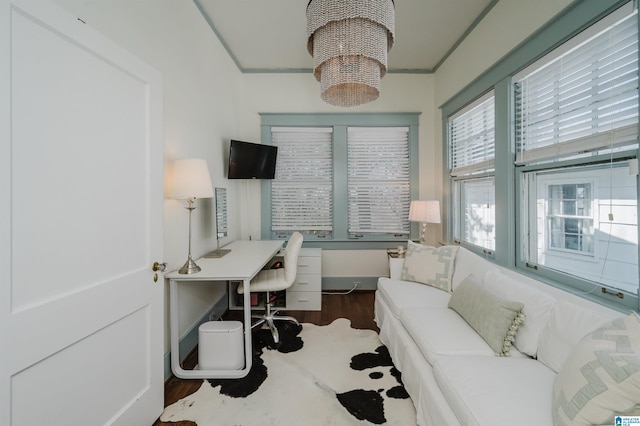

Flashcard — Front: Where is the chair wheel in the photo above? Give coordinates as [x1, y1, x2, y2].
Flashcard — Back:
[269, 339, 283, 350]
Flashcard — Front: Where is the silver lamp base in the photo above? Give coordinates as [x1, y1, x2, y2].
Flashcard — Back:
[178, 256, 201, 274]
[204, 249, 231, 258]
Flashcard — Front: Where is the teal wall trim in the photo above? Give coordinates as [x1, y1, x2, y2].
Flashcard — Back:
[192, 0, 243, 72]
[493, 78, 515, 268]
[322, 276, 380, 291]
[260, 112, 421, 126]
[163, 293, 229, 381]
[193, 0, 496, 76]
[243, 68, 433, 74]
[432, 0, 499, 72]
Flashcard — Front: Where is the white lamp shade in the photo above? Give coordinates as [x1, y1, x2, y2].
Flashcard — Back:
[408, 200, 441, 224]
[168, 158, 214, 200]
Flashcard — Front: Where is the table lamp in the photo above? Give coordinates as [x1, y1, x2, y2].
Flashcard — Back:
[169, 158, 214, 274]
[408, 200, 441, 244]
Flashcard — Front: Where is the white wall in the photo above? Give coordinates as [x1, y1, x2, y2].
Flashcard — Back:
[54, 0, 244, 353]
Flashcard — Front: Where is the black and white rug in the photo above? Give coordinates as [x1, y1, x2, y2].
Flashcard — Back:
[160, 318, 417, 425]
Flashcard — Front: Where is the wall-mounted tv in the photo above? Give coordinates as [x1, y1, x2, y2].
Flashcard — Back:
[227, 139, 278, 179]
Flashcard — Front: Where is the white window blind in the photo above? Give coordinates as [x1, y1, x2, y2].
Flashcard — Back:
[271, 127, 333, 234]
[515, 7, 639, 165]
[449, 93, 495, 176]
[347, 127, 410, 236]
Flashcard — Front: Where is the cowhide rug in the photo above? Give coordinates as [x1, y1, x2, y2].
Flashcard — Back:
[160, 318, 417, 425]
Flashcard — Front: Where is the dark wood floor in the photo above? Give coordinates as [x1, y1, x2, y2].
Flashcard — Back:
[153, 290, 378, 426]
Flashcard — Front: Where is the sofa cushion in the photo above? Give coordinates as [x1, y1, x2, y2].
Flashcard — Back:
[483, 269, 556, 357]
[376, 277, 451, 319]
[448, 274, 525, 356]
[400, 242, 458, 292]
[451, 246, 499, 291]
[553, 313, 640, 426]
[400, 307, 496, 365]
[433, 355, 556, 426]
[537, 301, 613, 373]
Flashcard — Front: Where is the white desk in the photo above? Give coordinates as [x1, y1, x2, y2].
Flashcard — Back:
[166, 239, 283, 379]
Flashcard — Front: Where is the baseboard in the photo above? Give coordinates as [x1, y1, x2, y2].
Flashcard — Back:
[163, 292, 229, 380]
[322, 276, 380, 291]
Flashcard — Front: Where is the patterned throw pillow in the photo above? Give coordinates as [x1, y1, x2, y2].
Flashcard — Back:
[400, 241, 458, 292]
[553, 312, 640, 426]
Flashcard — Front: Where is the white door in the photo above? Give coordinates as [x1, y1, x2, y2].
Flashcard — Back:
[0, 0, 164, 425]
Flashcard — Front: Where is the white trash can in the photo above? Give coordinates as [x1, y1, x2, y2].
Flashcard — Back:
[198, 321, 244, 370]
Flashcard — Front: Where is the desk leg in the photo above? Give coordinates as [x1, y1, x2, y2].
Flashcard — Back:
[241, 277, 252, 374]
[169, 278, 253, 379]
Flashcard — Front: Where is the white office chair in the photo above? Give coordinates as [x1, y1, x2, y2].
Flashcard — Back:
[237, 232, 304, 344]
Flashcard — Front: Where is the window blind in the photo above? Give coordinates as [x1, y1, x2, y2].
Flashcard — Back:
[347, 127, 410, 236]
[515, 8, 639, 165]
[449, 93, 495, 176]
[271, 127, 333, 234]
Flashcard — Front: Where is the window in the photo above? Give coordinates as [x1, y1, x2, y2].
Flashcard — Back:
[547, 183, 594, 254]
[270, 127, 333, 238]
[347, 127, 410, 237]
[448, 92, 496, 251]
[456, 177, 495, 250]
[522, 163, 637, 295]
[514, 7, 638, 165]
[441, 0, 639, 309]
[261, 113, 419, 245]
[515, 5, 638, 300]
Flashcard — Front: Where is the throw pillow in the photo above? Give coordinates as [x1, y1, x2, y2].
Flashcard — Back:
[553, 312, 640, 426]
[537, 301, 613, 373]
[483, 269, 556, 357]
[448, 274, 525, 356]
[400, 241, 458, 292]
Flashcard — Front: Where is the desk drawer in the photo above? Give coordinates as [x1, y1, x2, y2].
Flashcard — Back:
[296, 256, 321, 274]
[290, 274, 321, 292]
[286, 291, 322, 311]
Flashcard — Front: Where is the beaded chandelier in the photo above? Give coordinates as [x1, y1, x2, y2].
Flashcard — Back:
[306, 0, 395, 107]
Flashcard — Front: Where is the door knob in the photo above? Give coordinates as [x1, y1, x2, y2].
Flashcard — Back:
[152, 261, 167, 272]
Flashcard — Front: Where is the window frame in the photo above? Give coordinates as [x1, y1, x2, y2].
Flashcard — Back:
[452, 174, 496, 252]
[260, 113, 420, 249]
[516, 155, 638, 306]
[269, 127, 334, 238]
[544, 180, 596, 257]
[441, 0, 639, 311]
[447, 91, 497, 254]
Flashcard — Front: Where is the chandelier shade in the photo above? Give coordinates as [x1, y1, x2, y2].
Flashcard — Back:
[306, 0, 395, 107]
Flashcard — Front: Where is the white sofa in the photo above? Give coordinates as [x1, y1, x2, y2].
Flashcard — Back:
[375, 245, 640, 426]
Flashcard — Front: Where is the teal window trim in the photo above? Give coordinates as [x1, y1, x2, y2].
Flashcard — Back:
[260, 113, 421, 249]
[441, 0, 638, 311]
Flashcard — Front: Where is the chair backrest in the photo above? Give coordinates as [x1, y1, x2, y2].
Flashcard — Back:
[283, 232, 304, 286]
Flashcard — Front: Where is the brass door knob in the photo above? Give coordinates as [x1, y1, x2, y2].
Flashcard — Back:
[152, 261, 167, 272]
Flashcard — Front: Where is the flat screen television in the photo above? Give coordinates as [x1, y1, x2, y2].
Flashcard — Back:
[227, 139, 278, 179]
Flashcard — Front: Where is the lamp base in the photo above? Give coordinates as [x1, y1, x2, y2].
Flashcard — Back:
[204, 249, 231, 258]
[178, 256, 201, 274]
[419, 222, 427, 244]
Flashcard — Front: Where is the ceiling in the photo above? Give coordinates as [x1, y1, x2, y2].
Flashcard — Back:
[194, 0, 496, 73]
